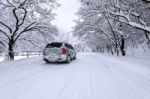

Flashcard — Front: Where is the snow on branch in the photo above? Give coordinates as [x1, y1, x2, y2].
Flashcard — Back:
[104, 9, 150, 34]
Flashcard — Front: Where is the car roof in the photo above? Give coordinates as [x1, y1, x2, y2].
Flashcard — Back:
[51, 42, 63, 43]
[50, 42, 71, 45]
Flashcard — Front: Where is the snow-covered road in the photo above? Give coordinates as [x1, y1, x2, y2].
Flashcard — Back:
[0, 53, 150, 99]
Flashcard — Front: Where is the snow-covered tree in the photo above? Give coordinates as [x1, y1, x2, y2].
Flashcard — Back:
[0, 0, 59, 60]
[73, 0, 150, 56]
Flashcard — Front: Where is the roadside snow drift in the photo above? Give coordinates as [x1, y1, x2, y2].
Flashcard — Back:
[0, 53, 150, 99]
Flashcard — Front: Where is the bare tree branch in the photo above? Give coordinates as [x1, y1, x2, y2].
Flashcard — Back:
[0, 41, 6, 48]
[18, 0, 28, 8]
[0, 21, 12, 33]
[14, 24, 47, 42]
[0, 29, 10, 40]
[6, 0, 16, 8]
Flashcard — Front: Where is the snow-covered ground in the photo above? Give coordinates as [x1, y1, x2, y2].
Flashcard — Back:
[0, 57, 3, 62]
[0, 55, 40, 62]
[0, 56, 26, 62]
[0, 53, 150, 99]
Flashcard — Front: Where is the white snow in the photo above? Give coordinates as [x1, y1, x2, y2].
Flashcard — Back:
[0, 53, 150, 99]
[0, 55, 40, 62]
[0, 57, 3, 62]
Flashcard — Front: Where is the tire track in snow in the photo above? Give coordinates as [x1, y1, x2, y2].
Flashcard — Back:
[0, 68, 51, 99]
[0, 67, 48, 89]
[98, 65, 118, 99]
[98, 55, 150, 92]
[85, 54, 149, 99]
[103, 64, 150, 99]
[102, 57, 150, 93]
[0, 58, 46, 88]
[101, 64, 142, 99]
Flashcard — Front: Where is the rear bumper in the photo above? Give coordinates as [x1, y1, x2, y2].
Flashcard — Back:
[43, 55, 67, 62]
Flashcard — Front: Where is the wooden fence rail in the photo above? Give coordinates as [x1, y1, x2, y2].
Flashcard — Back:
[0, 51, 43, 58]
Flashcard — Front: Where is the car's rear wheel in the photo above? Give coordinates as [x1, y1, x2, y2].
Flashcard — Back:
[72, 54, 76, 60]
[74, 55, 76, 60]
[66, 56, 71, 63]
[44, 59, 50, 63]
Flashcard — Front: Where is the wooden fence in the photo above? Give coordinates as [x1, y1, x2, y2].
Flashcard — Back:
[0, 51, 43, 58]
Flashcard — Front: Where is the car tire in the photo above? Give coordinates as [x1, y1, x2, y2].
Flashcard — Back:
[66, 56, 71, 63]
[73, 54, 76, 60]
[44, 59, 50, 63]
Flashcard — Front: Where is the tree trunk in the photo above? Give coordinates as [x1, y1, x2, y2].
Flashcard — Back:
[107, 44, 110, 53]
[114, 45, 119, 56]
[116, 47, 119, 56]
[8, 39, 15, 61]
[120, 36, 126, 56]
[110, 46, 114, 55]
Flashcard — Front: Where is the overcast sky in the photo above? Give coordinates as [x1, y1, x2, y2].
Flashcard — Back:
[52, 0, 80, 32]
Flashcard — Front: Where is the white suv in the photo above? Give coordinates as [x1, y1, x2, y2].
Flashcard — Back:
[43, 42, 76, 63]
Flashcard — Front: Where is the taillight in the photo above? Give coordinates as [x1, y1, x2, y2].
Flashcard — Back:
[62, 48, 67, 54]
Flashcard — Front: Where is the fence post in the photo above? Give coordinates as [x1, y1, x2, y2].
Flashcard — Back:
[39, 51, 41, 56]
[27, 51, 29, 58]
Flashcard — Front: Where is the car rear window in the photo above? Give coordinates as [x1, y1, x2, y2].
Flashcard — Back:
[65, 43, 74, 50]
[46, 42, 62, 48]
